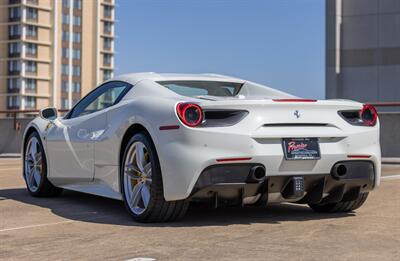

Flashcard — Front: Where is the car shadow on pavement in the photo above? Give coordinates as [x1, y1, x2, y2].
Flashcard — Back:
[1, 188, 354, 227]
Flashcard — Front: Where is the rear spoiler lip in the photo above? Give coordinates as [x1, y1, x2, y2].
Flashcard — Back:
[272, 99, 317, 102]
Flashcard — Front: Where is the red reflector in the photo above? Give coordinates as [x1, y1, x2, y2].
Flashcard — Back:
[159, 125, 180, 131]
[347, 155, 371, 159]
[273, 99, 317, 102]
[216, 157, 252, 162]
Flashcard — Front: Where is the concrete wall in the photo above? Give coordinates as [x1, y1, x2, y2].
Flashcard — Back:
[326, 0, 400, 108]
[0, 119, 32, 154]
[379, 113, 400, 157]
[1, 114, 399, 157]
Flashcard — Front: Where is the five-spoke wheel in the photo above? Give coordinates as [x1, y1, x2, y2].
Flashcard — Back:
[121, 132, 189, 222]
[24, 136, 43, 192]
[23, 132, 62, 197]
[124, 141, 153, 215]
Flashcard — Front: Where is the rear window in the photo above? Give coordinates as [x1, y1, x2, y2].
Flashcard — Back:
[158, 81, 243, 97]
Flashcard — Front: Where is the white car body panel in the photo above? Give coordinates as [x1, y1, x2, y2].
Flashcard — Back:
[22, 73, 381, 202]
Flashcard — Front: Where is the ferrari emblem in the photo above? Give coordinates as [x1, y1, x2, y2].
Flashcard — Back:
[294, 110, 300, 119]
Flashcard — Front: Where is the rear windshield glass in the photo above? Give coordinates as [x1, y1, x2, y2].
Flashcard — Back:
[158, 81, 243, 97]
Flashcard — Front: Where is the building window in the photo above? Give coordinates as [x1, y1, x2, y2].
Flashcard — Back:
[62, 31, 69, 41]
[26, 61, 37, 73]
[62, 80, 69, 91]
[8, 78, 21, 91]
[27, 8, 38, 21]
[62, 48, 69, 58]
[8, 60, 21, 73]
[74, 0, 82, 10]
[9, 25, 21, 38]
[26, 43, 37, 55]
[62, 0, 70, 8]
[103, 69, 112, 81]
[26, 79, 37, 91]
[26, 25, 38, 38]
[104, 5, 113, 18]
[104, 21, 113, 34]
[104, 37, 113, 49]
[62, 64, 69, 75]
[25, 96, 36, 108]
[62, 14, 70, 25]
[73, 16, 81, 26]
[8, 42, 21, 56]
[72, 82, 81, 93]
[103, 53, 112, 66]
[61, 98, 69, 109]
[73, 32, 81, 42]
[72, 66, 80, 76]
[7, 96, 20, 109]
[9, 7, 21, 20]
[72, 48, 81, 59]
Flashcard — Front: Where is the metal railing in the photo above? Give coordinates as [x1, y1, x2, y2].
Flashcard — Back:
[368, 102, 400, 107]
[0, 109, 69, 130]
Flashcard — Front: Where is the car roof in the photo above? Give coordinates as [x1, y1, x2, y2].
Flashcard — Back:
[112, 72, 246, 85]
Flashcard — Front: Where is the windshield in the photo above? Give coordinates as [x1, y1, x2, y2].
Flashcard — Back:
[158, 81, 243, 97]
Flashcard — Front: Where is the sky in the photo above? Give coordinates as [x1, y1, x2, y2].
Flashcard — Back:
[115, 0, 325, 99]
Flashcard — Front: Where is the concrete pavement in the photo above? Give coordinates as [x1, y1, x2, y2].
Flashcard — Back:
[1, 158, 399, 260]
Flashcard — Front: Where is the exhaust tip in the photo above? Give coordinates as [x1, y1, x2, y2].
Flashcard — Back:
[248, 165, 266, 183]
[332, 164, 347, 180]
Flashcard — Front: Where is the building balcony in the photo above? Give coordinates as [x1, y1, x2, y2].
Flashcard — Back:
[26, 16, 38, 22]
[26, 0, 39, 5]
[7, 87, 20, 93]
[9, 0, 21, 4]
[25, 71, 37, 76]
[8, 52, 21, 58]
[25, 35, 38, 40]
[8, 70, 21, 76]
[25, 52, 37, 58]
[9, 34, 22, 40]
[9, 17, 21, 22]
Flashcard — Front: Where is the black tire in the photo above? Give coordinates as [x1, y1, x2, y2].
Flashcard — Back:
[309, 192, 369, 213]
[121, 132, 189, 223]
[23, 132, 63, 197]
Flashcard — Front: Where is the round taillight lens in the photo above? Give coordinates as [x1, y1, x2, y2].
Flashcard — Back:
[176, 103, 203, 127]
[360, 104, 378, 126]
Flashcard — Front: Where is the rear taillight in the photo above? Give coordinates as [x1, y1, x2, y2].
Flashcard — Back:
[176, 102, 203, 127]
[360, 104, 378, 126]
[338, 104, 378, 127]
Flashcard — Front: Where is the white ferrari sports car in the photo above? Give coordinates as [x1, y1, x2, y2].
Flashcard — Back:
[22, 73, 381, 222]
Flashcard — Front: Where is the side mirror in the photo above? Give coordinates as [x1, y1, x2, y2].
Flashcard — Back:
[39, 107, 58, 121]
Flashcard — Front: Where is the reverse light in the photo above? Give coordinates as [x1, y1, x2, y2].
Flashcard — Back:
[176, 102, 203, 127]
[360, 104, 378, 126]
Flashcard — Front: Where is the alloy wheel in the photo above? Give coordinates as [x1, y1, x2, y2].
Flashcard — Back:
[123, 141, 153, 215]
[24, 136, 42, 192]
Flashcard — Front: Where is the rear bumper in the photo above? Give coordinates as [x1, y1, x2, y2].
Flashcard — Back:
[157, 124, 381, 201]
[190, 161, 375, 206]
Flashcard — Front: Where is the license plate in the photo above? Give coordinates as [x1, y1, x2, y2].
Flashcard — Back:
[282, 138, 321, 160]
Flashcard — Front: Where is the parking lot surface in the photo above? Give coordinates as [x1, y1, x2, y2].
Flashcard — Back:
[1, 158, 399, 260]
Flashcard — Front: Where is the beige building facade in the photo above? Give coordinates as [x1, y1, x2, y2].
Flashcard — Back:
[0, 0, 115, 111]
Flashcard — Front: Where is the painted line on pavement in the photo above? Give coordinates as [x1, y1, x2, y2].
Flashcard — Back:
[0, 168, 21, 171]
[381, 174, 400, 180]
[0, 220, 75, 233]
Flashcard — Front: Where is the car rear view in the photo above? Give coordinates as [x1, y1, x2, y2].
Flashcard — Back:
[157, 79, 381, 213]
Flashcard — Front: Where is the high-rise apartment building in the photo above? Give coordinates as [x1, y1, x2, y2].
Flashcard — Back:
[326, 0, 400, 105]
[0, 0, 115, 111]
